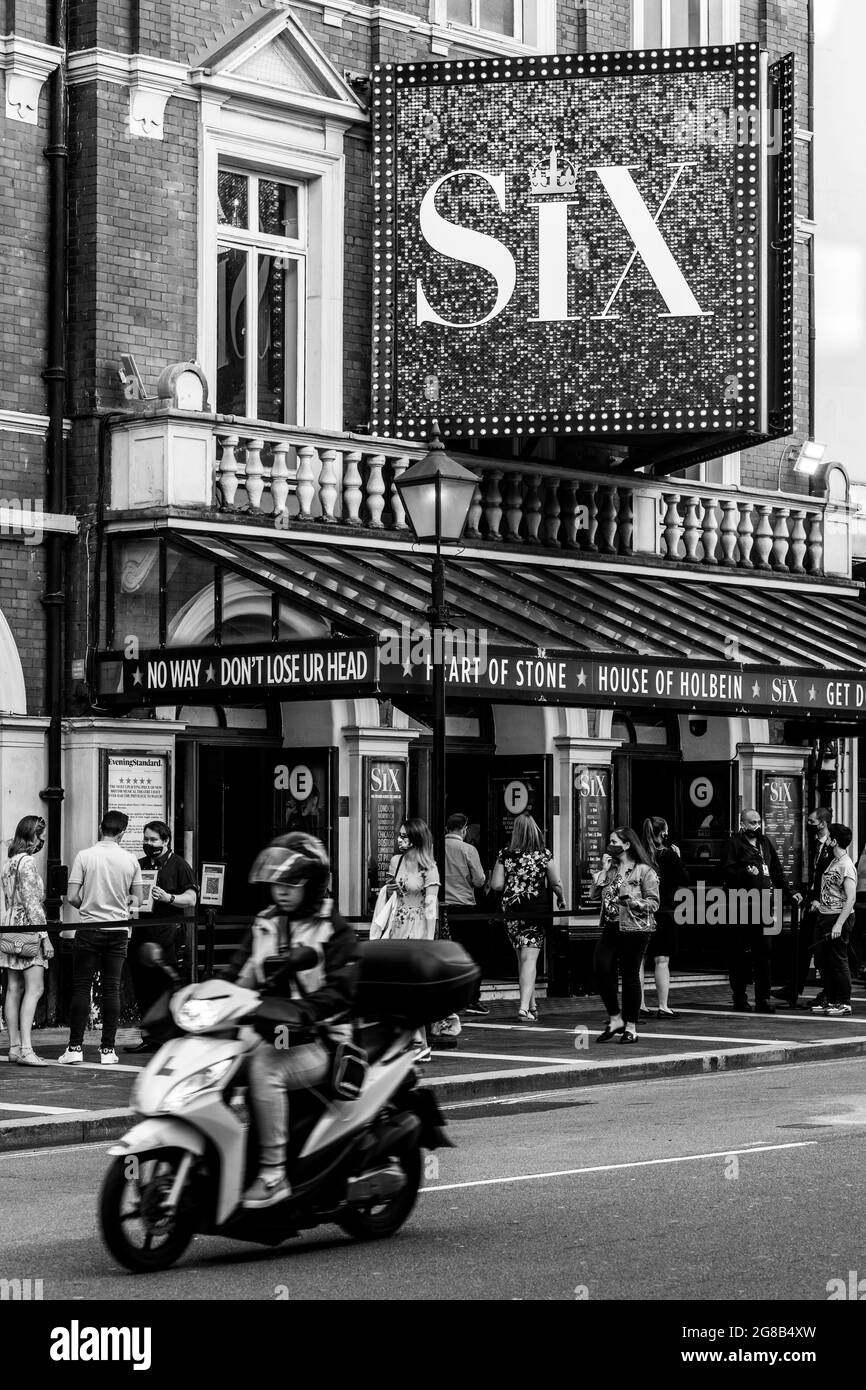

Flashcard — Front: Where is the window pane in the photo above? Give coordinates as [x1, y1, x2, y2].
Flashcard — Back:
[217, 170, 248, 228]
[259, 180, 299, 239]
[447, 0, 473, 23]
[669, 0, 702, 45]
[641, 0, 663, 47]
[522, 1, 537, 46]
[257, 255, 299, 424]
[479, 0, 515, 35]
[217, 247, 248, 416]
[708, 0, 726, 43]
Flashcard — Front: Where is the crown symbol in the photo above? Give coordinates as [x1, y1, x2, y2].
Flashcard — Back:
[529, 145, 578, 196]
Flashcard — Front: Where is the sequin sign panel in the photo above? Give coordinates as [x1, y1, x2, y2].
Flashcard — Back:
[372, 45, 772, 443]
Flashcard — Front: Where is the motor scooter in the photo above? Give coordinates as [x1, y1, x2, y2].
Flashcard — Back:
[99, 939, 476, 1272]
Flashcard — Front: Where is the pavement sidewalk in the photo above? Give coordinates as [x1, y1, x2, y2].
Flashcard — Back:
[3, 977, 866, 1150]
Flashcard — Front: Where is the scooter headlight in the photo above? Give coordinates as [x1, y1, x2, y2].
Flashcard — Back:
[172, 996, 226, 1033]
[163, 1058, 235, 1112]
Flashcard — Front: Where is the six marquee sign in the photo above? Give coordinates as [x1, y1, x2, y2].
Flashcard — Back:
[371, 43, 793, 451]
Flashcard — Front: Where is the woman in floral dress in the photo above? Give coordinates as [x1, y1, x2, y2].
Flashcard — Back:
[1, 815, 53, 1065]
[386, 818, 442, 1061]
[491, 813, 566, 1022]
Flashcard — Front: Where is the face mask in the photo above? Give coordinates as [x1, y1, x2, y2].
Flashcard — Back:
[742, 826, 760, 838]
[143, 843, 164, 859]
[606, 842, 624, 857]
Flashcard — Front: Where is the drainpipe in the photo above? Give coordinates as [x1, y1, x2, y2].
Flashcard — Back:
[39, 0, 68, 920]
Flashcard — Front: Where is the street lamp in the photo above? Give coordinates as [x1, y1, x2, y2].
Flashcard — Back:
[394, 422, 478, 891]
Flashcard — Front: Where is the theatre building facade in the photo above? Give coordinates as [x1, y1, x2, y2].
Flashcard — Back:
[3, 1, 865, 964]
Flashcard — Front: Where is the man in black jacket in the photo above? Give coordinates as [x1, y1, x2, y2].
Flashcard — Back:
[722, 810, 801, 1014]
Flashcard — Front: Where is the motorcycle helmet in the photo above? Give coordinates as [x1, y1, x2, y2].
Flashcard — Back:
[248, 832, 330, 915]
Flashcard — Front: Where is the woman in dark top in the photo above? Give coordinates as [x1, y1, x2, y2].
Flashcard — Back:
[640, 817, 690, 1018]
[590, 826, 660, 1044]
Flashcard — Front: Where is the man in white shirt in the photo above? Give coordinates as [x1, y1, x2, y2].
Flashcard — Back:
[59, 810, 143, 1065]
[443, 813, 488, 1016]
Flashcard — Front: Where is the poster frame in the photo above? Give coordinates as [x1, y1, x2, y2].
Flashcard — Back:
[99, 749, 171, 856]
[362, 755, 409, 915]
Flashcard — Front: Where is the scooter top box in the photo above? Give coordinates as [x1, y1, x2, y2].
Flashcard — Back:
[356, 940, 480, 1024]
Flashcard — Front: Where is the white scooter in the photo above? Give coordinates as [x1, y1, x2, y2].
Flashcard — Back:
[99, 941, 475, 1272]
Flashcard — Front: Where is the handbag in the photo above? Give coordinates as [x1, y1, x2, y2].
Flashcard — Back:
[0, 857, 43, 959]
[369, 853, 404, 940]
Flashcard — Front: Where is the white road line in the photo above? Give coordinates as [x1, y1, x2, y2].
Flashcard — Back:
[463, 1023, 797, 1046]
[671, 1007, 864, 1023]
[421, 1141, 818, 1193]
[437, 1050, 585, 1065]
[0, 1102, 85, 1115]
[41, 1061, 140, 1073]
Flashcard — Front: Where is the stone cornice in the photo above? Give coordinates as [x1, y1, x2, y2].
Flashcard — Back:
[0, 34, 64, 124]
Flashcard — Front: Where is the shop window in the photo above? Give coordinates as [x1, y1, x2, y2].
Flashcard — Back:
[435, 0, 553, 48]
[216, 166, 306, 424]
[612, 712, 680, 747]
[632, 0, 739, 47]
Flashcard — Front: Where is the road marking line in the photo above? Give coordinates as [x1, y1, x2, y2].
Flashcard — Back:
[462, 1023, 797, 1046]
[0, 1102, 85, 1115]
[421, 1141, 818, 1193]
[437, 1050, 585, 1065]
[41, 1061, 141, 1073]
[672, 1007, 865, 1023]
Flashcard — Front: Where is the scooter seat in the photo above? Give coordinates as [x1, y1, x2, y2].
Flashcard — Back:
[353, 1019, 397, 1064]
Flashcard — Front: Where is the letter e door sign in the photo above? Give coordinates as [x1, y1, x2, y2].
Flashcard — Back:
[504, 780, 529, 815]
[289, 765, 314, 801]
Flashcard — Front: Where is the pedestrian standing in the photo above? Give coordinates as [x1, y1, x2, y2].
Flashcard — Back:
[810, 823, 856, 1016]
[721, 809, 801, 1014]
[772, 806, 834, 1008]
[590, 827, 659, 1044]
[490, 813, 566, 1022]
[60, 811, 143, 1065]
[124, 821, 198, 1054]
[443, 812, 488, 1016]
[386, 818, 441, 1061]
[0, 815, 53, 1066]
[640, 817, 690, 1018]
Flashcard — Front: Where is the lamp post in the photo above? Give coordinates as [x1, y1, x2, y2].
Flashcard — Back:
[394, 423, 478, 891]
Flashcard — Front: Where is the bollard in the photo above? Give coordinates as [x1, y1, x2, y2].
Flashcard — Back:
[204, 909, 216, 979]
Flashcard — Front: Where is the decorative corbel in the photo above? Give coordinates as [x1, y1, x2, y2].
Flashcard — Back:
[128, 56, 189, 140]
[2, 37, 64, 125]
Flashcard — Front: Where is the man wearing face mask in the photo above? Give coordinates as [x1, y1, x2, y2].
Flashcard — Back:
[722, 810, 801, 1013]
[124, 821, 198, 1054]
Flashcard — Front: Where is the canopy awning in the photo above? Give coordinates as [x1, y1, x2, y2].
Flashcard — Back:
[168, 532, 866, 671]
[99, 528, 866, 719]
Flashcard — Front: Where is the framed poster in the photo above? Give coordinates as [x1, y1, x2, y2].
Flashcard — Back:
[573, 765, 611, 910]
[758, 771, 804, 888]
[199, 863, 226, 908]
[363, 757, 408, 912]
[100, 750, 170, 859]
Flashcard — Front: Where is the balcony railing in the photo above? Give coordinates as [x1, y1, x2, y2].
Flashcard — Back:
[210, 424, 829, 577]
[108, 413, 844, 578]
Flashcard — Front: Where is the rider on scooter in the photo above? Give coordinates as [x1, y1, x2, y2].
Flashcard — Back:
[224, 833, 359, 1210]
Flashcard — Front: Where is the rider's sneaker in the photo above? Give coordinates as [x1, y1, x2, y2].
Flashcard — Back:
[242, 1171, 292, 1209]
[58, 1045, 84, 1064]
[99, 1048, 119, 1065]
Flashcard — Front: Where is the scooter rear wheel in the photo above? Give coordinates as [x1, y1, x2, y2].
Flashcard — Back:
[336, 1143, 422, 1242]
[99, 1149, 198, 1273]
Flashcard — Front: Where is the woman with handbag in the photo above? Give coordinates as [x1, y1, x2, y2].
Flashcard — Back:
[384, 819, 441, 1060]
[1, 815, 53, 1065]
[589, 826, 660, 1045]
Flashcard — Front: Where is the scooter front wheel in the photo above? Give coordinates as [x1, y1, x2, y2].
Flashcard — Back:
[336, 1143, 422, 1242]
[99, 1148, 198, 1273]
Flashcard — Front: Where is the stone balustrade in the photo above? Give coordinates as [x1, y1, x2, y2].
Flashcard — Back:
[208, 426, 829, 577]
